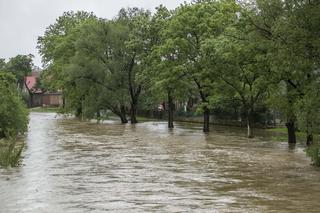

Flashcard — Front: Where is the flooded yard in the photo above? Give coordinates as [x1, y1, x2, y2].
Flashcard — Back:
[1, 112, 320, 212]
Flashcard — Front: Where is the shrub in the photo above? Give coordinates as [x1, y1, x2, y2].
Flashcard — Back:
[0, 72, 29, 139]
[306, 144, 320, 167]
[0, 140, 24, 167]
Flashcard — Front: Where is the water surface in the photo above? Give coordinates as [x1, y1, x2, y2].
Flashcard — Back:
[1, 112, 320, 212]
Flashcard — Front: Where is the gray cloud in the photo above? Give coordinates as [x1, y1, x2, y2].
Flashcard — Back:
[0, 0, 186, 67]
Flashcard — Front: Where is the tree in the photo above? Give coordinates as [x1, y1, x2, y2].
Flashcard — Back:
[4, 54, 33, 90]
[116, 8, 153, 124]
[250, 0, 320, 144]
[37, 11, 96, 93]
[0, 58, 5, 70]
[144, 5, 191, 128]
[161, 0, 239, 132]
[64, 18, 130, 123]
[203, 5, 270, 138]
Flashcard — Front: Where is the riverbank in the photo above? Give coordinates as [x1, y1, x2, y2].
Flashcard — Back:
[29, 107, 61, 113]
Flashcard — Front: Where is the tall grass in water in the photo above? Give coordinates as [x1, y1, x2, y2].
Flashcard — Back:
[0, 140, 24, 167]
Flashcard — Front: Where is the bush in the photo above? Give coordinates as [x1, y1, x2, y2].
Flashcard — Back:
[306, 144, 320, 167]
[0, 140, 24, 167]
[0, 72, 29, 139]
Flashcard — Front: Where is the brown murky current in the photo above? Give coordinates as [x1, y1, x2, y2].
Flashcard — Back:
[1, 112, 320, 212]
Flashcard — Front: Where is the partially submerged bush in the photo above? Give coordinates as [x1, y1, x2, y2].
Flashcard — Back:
[307, 144, 320, 167]
[0, 72, 29, 139]
[0, 140, 24, 167]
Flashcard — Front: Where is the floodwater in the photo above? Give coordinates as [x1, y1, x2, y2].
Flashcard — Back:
[1, 113, 320, 212]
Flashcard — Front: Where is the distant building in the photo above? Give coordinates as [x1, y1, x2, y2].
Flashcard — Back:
[42, 92, 63, 107]
[23, 68, 63, 108]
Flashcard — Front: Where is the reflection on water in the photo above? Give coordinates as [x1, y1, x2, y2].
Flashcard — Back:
[0, 113, 320, 212]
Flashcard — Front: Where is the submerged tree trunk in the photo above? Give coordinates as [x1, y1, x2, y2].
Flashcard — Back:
[127, 55, 141, 124]
[247, 118, 253, 138]
[112, 105, 128, 124]
[306, 121, 313, 146]
[130, 101, 138, 124]
[75, 106, 82, 118]
[120, 114, 128, 124]
[286, 119, 297, 144]
[120, 105, 128, 124]
[247, 110, 254, 138]
[62, 97, 66, 109]
[203, 107, 210, 133]
[167, 90, 174, 129]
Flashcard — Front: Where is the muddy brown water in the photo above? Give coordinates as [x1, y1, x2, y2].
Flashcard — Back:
[0, 112, 320, 212]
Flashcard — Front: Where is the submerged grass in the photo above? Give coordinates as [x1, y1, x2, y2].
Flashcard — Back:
[0, 139, 24, 168]
[268, 127, 320, 143]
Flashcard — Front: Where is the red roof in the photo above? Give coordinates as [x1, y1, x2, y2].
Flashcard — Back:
[25, 76, 36, 90]
[25, 76, 42, 94]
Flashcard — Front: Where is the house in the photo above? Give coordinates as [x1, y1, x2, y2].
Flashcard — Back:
[24, 74, 43, 107]
[42, 92, 63, 107]
[24, 69, 63, 108]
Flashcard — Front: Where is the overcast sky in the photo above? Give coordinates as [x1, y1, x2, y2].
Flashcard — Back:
[0, 0, 187, 68]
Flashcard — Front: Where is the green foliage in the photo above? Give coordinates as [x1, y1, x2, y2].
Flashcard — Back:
[307, 144, 320, 167]
[3, 54, 33, 89]
[0, 72, 29, 139]
[0, 58, 6, 70]
[37, 11, 96, 90]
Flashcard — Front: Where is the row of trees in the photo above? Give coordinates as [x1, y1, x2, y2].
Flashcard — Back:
[38, 0, 320, 145]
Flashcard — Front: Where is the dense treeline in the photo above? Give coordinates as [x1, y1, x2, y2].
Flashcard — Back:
[38, 0, 320, 146]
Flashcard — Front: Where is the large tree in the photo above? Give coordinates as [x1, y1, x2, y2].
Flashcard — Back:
[37, 11, 96, 92]
[161, 0, 239, 132]
[4, 54, 33, 90]
[203, 5, 271, 138]
[248, 0, 320, 144]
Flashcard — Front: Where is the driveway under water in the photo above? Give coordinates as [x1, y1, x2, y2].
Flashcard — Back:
[0, 112, 320, 212]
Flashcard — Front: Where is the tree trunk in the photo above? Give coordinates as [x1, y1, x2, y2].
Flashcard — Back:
[167, 90, 174, 129]
[120, 105, 128, 124]
[247, 119, 253, 138]
[203, 107, 210, 133]
[62, 97, 66, 109]
[247, 110, 254, 138]
[112, 106, 128, 124]
[130, 102, 138, 124]
[120, 114, 128, 124]
[286, 120, 296, 144]
[30, 93, 34, 108]
[127, 55, 140, 124]
[96, 111, 101, 121]
[306, 121, 313, 146]
[75, 106, 82, 118]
